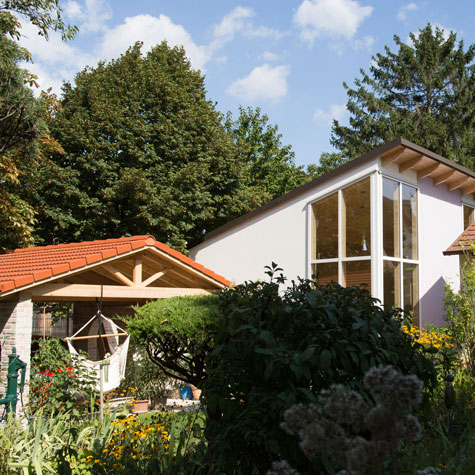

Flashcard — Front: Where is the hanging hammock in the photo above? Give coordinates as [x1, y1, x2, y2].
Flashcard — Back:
[65, 312, 130, 393]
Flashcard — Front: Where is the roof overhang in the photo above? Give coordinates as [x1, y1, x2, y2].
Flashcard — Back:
[200, 138, 475, 243]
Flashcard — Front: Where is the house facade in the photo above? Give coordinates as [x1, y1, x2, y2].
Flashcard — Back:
[190, 138, 475, 328]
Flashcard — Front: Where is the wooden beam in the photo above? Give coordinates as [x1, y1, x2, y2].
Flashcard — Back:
[381, 148, 406, 166]
[460, 181, 475, 196]
[433, 170, 456, 186]
[133, 255, 143, 285]
[399, 154, 423, 173]
[417, 162, 440, 179]
[31, 283, 213, 301]
[68, 333, 127, 341]
[103, 264, 133, 286]
[141, 268, 171, 287]
[447, 176, 469, 192]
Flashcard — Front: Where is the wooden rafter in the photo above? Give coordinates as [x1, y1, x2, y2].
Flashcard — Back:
[433, 170, 456, 186]
[399, 154, 423, 173]
[460, 181, 475, 196]
[447, 176, 470, 192]
[141, 268, 171, 287]
[381, 148, 406, 166]
[417, 163, 440, 179]
[103, 264, 133, 286]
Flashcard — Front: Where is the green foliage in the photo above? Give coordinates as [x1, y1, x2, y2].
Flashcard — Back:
[28, 338, 98, 417]
[127, 294, 220, 387]
[305, 151, 350, 179]
[32, 42, 263, 250]
[332, 24, 475, 168]
[444, 254, 475, 381]
[224, 106, 308, 199]
[0, 34, 43, 249]
[203, 264, 436, 473]
[116, 341, 169, 402]
[0, 0, 77, 40]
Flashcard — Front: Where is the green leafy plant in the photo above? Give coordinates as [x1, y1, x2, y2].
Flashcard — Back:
[444, 251, 475, 382]
[127, 294, 220, 388]
[203, 264, 436, 473]
[28, 337, 98, 417]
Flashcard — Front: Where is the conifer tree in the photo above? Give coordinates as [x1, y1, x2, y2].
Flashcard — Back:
[332, 24, 475, 168]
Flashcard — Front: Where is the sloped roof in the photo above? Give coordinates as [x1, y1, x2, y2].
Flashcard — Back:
[0, 235, 230, 295]
[199, 137, 475, 243]
[444, 223, 475, 255]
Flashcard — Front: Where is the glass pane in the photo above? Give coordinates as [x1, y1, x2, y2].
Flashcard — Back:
[463, 205, 474, 229]
[403, 263, 419, 325]
[313, 192, 338, 260]
[342, 178, 371, 257]
[402, 185, 418, 260]
[383, 260, 400, 309]
[383, 178, 400, 257]
[342, 260, 371, 292]
[312, 262, 338, 285]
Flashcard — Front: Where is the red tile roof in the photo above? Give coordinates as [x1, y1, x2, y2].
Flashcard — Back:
[0, 235, 231, 295]
[444, 222, 475, 255]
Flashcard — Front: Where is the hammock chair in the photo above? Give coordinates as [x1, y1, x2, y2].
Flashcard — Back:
[65, 311, 130, 393]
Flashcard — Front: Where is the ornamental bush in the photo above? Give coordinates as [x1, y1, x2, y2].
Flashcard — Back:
[127, 294, 220, 388]
[203, 265, 436, 474]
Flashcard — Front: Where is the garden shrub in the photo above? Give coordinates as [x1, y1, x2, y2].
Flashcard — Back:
[444, 253, 475, 381]
[127, 294, 220, 387]
[203, 264, 436, 474]
[28, 338, 97, 417]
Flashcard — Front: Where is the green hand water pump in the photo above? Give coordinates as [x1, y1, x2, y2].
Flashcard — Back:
[0, 347, 27, 415]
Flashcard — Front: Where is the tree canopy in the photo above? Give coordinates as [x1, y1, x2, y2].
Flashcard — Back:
[0, 0, 77, 41]
[224, 106, 307, 199]
[332, 24, 475, 168]
[30, 42, 265, 250]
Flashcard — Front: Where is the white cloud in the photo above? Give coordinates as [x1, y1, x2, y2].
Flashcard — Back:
[353, 35, 375, 50]
[100, 14, 211, 71]
[260, 51, 280, 61]
[227, 64, 289, 103]
[294, 0, 373, 44]
[397, 3, 418, 22]
[212, 6, 255, 42]
[245, 25, 285, 40]
[314, 104, 348, 124]
[64, 0, 112, 33]
[18, 21, 96, 95]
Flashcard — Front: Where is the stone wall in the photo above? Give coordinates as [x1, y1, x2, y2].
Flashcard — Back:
[0, 294, 33, 401]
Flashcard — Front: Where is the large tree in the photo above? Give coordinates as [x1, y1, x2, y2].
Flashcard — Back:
[332, 24, 475, 168]
[224, 106, 307, 199]
[32, 42, 263, 250]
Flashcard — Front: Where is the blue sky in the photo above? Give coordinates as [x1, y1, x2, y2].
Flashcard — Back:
[18, 0, 475, 167]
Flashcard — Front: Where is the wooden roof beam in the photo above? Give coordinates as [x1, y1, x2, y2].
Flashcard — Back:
[32, 283, 214, 301]
[448, 176, 470, 192]
[381, 148, 406, 166]
[133, 254, 143, 285]
[417, 162, 440, 179]
[460, 181, 475, 196]
[399, 154, 423, 173]
[103, 264, 133, 286]
[433, 170, 456, 186]
[141, 268, 171, 287]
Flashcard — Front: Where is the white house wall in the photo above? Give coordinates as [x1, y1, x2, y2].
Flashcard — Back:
[417, 177, 461, 327]
[190, 160, 379, 284]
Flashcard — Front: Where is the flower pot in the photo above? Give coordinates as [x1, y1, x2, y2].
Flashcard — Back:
[189, 384, 202, 400]
[132, 399, 149, 414]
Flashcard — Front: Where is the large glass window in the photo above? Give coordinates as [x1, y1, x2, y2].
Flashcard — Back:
[463, 204, 474, 229]
[382, 177, 419, 325]
[311, 176, 371, 289]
